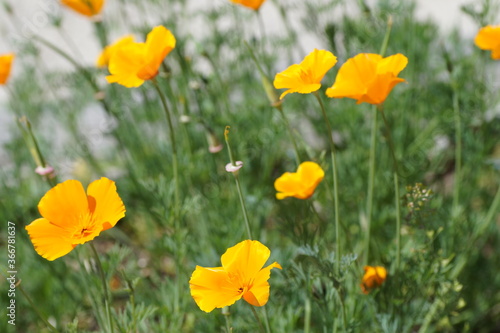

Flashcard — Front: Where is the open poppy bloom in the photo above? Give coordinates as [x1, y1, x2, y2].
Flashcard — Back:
[326, 53, 408, 105]
[61, 0, 104, 17]
[96, 35, 135, 68]
[0, 53, 14, 85]
[25, 177, 126, 261]
[274, 161, 325, 200]
[274, 49, 337, 100]
[106, 26, 176, 88]
[361, 265, 387, 294]
[229, 0, 266, 10]
[189, 240, 281, 313]
[474, 25, 500, 59]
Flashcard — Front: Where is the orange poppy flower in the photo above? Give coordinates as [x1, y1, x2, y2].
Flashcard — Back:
[230, 0, 266, 10]
[274, 49, 337, 100]
[25, 177, 126, 261]
[189, 240, 282, 312]
[361, 265, 387, 294]
[106, 26, 176, 88]
[326, 53, 408, 105]
[61, 0, 104, 17]
[0, 53, 14, 85]
[274, 161, 325, 200]
[96, 35, 135, 68]
[474, 25, 500, 59]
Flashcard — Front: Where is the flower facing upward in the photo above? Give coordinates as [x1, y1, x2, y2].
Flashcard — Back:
[189, 240, 282, 312]
[361, 266, 387, 294]
[230, 0, 266, 10]
[274, 49, 337, 100]
[106, 26, 176, 88]
[0, 53, 14, 85]
[96, 35, 135, 68]
[25, 177, 126, 261]
[326, 53, 408, 105]
[61, 0, 104, 17]
[274, 161, 325, 200]
[474, 25, 500, 59]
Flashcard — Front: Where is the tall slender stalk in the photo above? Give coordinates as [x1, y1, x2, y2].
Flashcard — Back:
[451, 83, 461, 216]
[224, 126, 253, 239]
[17, 281, 61, 333]
[90, 243, 114, 333]
[249, 304, 266, 333]
[313, 92, 341, 275]
[151, 78, 181, 225]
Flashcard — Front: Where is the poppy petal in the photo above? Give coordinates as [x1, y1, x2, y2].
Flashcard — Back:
[221, 240, 270, 284]
[38, 179, 89, 230]
[25, 218, 76, 261]
[243, 262, 282, 306]
[189, 266, 243, 312]
[86, 177, 126, 231]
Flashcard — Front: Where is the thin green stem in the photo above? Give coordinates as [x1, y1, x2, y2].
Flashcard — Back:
[151, 78, 181, 225]
[224, 127, 253, 239]
[452, 84, 461, 215]
[276, 105, 301, 165]
[313, 92, 341, 275]
[17, 281, 61, 333]
[222, 307, 232, 333]
[379, 15, 393, 57]
[379, 107, 402, 271]
[304, 296, 311, 333]
[262, 305, 272, 333]
[365, 106, 378, 265]
[90, 243, 114, 333]
[249, 304, 266, 333]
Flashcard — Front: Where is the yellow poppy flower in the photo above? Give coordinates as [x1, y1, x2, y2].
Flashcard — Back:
[474, 25, 500, 59]
[25, 177, 126, 261]
[361, 265, 387, 294]
[326, 53, 408, 105]
[106, 26, 176, 88]
[0, 53, 14, 85]
[273, 49, 337, 100]
[61, 0, 104, 17]
[96, 35, 135, 68]
[189, 240, 282, 313]
[274, 161, 325, 200]
[230, 0, 266, 10]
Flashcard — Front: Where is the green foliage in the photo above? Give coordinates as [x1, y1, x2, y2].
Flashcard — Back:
[1, 0, 500, 332]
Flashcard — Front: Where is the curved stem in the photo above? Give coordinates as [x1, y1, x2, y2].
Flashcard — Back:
[17, 281, 61, 333]
[90, 243, 114, 333]
[151, 78, 181, 225]
[249, 304, 266, 333]
[276, 105, 301, 165]
[313, 92, 341, 275]
[365, 106, 378, 265]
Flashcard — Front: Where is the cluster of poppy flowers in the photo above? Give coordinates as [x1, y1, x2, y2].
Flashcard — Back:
[6, 0, 500, 318]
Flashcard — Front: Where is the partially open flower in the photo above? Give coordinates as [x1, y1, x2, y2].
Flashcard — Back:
[326, 53, 408, 105]
[106, 26, 176, 88]
[274, 49, 337, 100]
[190, 240, 281, 312]
[274, 161, 325, 200]
[361, 265, 387, 294]
[474, 25, 500, 59]
[25, 177, 126, 261]
[0, 53, 14, 85]
[61, 0, 104, 17]
[229, 0, 266, 10]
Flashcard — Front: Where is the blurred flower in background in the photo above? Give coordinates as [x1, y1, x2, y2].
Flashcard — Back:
[61, 0, 105, 17]
[0, 53, 14, 85]
[274, 161, 325, 200]
[229, 0, 267, 11]
[474, 25, 500, 59]
[326, 53, 408, 105]
[361, 265, 387, 294]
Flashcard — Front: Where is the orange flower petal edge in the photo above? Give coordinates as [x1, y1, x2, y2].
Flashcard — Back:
[474, 25, 500, 60]
[189, 240, 281, 312]
[60, 0, 104, 17]
[326, 53, 408, 105]
[96, 35, 135, 68]
[274, 49, 337, 100]
[106, 26, 176, 88]
[274, 161, 325, 200]
[361, 265, 387, 294]
[25, 177, 126, 261]
[0, 53, 14, 85]
[229, 0, 266, 10]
